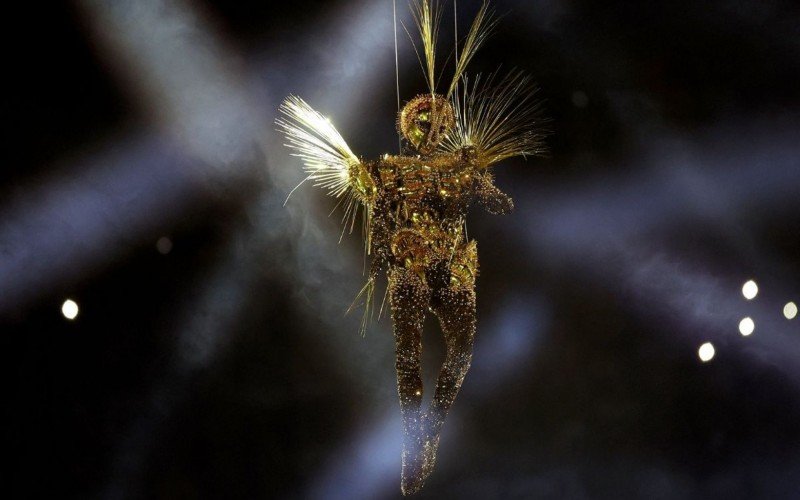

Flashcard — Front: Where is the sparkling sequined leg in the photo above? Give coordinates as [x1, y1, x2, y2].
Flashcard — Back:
[420, 285, 477, 478]
[389, 266, 431, 496]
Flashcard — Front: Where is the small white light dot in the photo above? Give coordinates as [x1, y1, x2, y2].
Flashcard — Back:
[698, 342, 715, 362]
[742, 280, 759, 300]
[784, 302, 798, 320]
[61, 299, 79, 320]
[739, 317, 755, 336]
[156, 237, 173, 255]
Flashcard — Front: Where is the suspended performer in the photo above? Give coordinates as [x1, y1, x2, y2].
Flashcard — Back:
[277, 0, 547, 494]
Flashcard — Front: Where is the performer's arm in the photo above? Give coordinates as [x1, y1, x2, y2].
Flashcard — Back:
[475, 172, 514, 215]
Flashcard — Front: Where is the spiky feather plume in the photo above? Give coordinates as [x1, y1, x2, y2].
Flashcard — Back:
[408, 0, 443, 95]
[439, 70, 547, 166]
[446, 1, 497, 98]
[276, 95, 359, 200]
[276, 95, 369, 244]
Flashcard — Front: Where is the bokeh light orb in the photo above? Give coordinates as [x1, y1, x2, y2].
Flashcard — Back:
[61, 299, 79, 320]
[698, 342, 715, 362]
[571, 90, 589, 108]
[785, 302, 798, 320]
[742, 280, 759, 300]
[739, 317, 755, 336]
[156, 236, 173, 255]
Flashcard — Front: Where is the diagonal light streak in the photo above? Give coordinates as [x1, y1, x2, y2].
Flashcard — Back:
[9, 0, 800, 497]
[66, 0, 403, 496]
[517, 122, 800, 380]
[303, 117, 800, 496]
[0, 134, 203, 315]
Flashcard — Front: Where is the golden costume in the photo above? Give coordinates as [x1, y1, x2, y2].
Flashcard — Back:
[277, 1, 546, 494]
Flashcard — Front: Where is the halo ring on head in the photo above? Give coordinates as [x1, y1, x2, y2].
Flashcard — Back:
[398, 94, 455, 153]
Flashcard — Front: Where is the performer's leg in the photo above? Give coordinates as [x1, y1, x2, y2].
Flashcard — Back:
[425, 286, 476, 446]
[426, 242, 478, 441]
[416, 242, 479, 480]
[388, 266, 430, 495]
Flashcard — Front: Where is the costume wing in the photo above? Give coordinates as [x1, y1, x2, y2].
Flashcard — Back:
[439, 70, 547, 168]
[277, 95, 374, 237]
[277, 95, 379, 333]
[277, 95, 362, 200]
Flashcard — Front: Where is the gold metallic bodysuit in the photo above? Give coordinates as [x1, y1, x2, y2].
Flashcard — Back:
[348, 147, 514, 493]
[277, 1, 546, 494]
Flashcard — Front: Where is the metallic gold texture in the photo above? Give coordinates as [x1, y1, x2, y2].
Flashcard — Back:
[398, 94, 455, 155]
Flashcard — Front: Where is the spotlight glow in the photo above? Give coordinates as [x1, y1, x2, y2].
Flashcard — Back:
[785, 302, 798, 320]
[61, 299, 79, 320]
[698, 342, 715, 362]
[742, 280, 759, 300]
[739, 317, 755, 336]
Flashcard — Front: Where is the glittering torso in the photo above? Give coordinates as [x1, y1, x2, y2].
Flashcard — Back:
[362, 149, 484, 289]
[344, 143, 513, 494]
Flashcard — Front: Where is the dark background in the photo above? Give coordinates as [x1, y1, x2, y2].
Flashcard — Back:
[4, 0, 800, 498]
